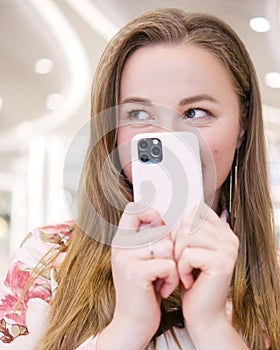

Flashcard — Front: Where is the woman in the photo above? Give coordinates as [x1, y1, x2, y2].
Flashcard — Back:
[0, 8, 279, 350]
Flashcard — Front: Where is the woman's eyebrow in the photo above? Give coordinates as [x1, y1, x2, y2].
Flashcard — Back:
[121, 94, 218, 106]
[179, 94, 219, 106]
[121, 97, 153, 105]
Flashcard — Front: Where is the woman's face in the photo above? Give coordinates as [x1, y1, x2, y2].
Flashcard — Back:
[117, 43, 245, 209]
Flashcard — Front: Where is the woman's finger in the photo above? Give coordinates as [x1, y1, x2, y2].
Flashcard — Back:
[113, 204, 170, 248]
[118, 203, 163, 231]
[141, 258, 179, 298]
[178, 247, 237, 288]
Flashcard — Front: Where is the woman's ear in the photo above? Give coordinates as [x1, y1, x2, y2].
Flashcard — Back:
[236, 118, 247, 148]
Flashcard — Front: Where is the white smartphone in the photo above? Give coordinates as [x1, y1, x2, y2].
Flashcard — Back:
[131, 131, 204, 231]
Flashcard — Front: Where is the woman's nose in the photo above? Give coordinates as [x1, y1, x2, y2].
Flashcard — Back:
[154, 111, 192, 133]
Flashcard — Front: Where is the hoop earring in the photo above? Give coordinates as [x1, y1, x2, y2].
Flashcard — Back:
[229, 149, 239, 218]
[229, 166, 233, 215]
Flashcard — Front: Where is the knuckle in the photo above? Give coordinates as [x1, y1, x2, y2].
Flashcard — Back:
[125, 201, 134, 211]
[181, 247, 191, 260]
[166, 258, 176, 271]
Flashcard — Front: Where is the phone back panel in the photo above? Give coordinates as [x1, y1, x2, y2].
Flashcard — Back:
[131, 131, 203, 230]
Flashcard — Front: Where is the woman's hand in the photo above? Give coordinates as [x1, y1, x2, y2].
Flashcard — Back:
[97, 203, 179, 350]
[174, 203, 247, 348]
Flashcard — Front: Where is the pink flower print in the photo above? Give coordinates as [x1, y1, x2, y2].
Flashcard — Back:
[38, 222, 74, 253]
[0, 261, 51, 343]
[38, 221, 74, 240]
[0, 318, 28, 343]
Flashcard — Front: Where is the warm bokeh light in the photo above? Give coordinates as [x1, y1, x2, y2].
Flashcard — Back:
[34, 58, 54, 74]
[265, 72, 280, 88]
[249, 17, 271, 32]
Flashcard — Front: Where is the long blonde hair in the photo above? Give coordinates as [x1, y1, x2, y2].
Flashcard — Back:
[39, 8, 280, 349]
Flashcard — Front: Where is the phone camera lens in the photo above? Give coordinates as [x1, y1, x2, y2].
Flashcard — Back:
[151, 146, 161, 157]
[140, 153, 149, 163]
[139, 140, 148, 150]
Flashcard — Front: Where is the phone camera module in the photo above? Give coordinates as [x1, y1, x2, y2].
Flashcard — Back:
[138, 138, 162, 164]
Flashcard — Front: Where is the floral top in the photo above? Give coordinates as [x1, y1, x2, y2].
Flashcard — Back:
[0, 221, 279, 349]
[0, 222, 97, 349]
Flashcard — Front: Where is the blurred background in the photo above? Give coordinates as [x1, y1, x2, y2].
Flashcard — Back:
[0, 0, 280, 276]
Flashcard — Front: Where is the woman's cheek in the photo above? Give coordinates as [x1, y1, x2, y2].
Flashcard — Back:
[198, 135, 236, 204]
[210, 144, 235, 189]
[117, 131, 133, 184]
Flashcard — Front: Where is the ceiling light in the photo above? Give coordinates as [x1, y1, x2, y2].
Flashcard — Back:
[34, 58, 54, 74]
[0, 96, 3, 110]
[265, 72, 280, 88]
[46, 93, 64, 110]
[249, 17, 271, 32]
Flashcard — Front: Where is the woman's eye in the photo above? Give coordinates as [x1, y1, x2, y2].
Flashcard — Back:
[128, 110, 153, 121]
[183, 108, 208, 119]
